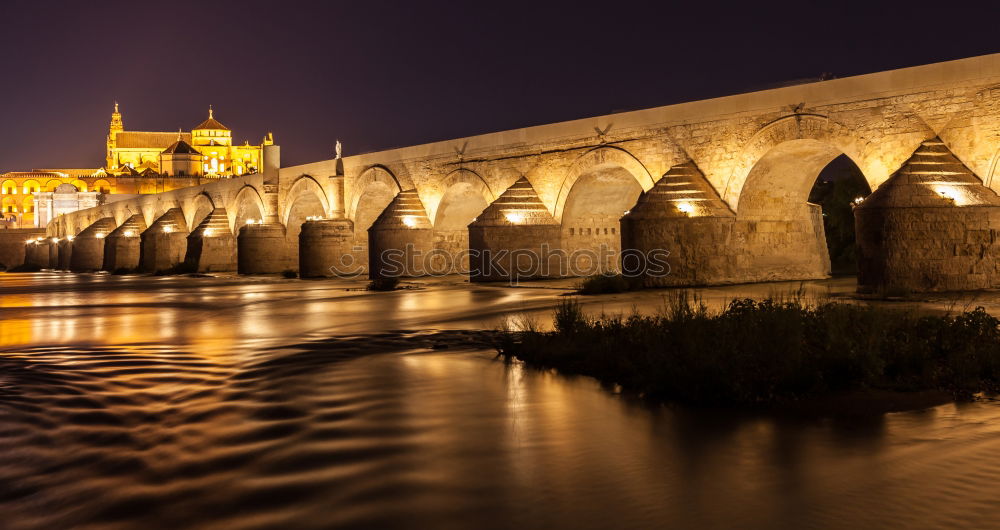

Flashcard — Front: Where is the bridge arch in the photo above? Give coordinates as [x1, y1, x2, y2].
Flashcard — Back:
[431, 168, 495, 229]
[349, 165, 402, 237]
[556, 146, 652, 273]
[183, 192, 217, 232]
[553, 146, 654, 220]
[230, 185, 267, 232]
[734, 135, 872, 280]
[431, 169, 495, 267]
[723, 114, 866, 208]
[986, 146, 1000, 191]
[144, 198, 183, 230]
[283, 175, 329, 226]
[282, 174, 329, 260]
[113, 204, 138, 226]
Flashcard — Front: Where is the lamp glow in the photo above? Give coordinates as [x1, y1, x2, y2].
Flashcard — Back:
[934, 185, 963, 205]
[163, 226, 173, 233]
[677, 201, 695, 215]
[124, 230, 135, 237]
[504, 212, 524, 224]
[401, 215, 417, 228]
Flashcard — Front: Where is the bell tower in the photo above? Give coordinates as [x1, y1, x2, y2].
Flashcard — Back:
[107, 102, 124, 169]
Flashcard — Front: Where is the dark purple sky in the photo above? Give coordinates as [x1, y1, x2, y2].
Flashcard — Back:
[0, 1, 996, 170]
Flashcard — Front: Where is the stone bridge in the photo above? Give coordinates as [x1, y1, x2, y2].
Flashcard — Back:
[30, 53, 1000, 291]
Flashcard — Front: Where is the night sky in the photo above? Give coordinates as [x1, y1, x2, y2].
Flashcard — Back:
[0, 1, 996, 170]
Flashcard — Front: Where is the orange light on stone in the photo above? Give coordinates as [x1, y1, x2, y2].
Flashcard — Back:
[933, 185, 964, 205]
[504, 212, 524, 224]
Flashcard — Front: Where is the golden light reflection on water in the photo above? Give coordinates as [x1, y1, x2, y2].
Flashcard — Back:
[2, 274, 1000, 528]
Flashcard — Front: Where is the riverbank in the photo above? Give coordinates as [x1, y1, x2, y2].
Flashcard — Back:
[496, 294, 1000, 414]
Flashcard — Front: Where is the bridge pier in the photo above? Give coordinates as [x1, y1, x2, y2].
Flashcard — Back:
[368, 189, 433, 278]
[70, 217, 116, 272]
[469, 177, 562, 282]
[139, 208, 188, 273]
[57, 238, 73, 270]
[46, 238, 59, 269]
[25, 239, 49, 269]
[185, 208, 236, 273]
[103, 214, 147, 272]
[237, 223, 294, 274]
[856, 138, 1000, 293]
[621, 162, 738, 286]
[299, 218, 357, 278]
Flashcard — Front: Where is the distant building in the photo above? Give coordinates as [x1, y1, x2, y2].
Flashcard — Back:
[0, 103, 275, 227]
[106, 103, 272, 178]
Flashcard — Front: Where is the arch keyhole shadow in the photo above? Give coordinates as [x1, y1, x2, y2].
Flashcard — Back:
[735, 139, 870, 282]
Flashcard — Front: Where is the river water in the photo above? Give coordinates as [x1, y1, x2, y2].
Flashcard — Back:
[1, 273, 999, 529]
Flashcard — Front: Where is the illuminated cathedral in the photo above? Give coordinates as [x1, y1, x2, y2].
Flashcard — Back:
[105, 103, 272, 178]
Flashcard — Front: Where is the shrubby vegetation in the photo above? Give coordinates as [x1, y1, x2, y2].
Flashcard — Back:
[367, 277, 400, 291]
[576, 273, 642, 295]
[497, 294, 1000, 405]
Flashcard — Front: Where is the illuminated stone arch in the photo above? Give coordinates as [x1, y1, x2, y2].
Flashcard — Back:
[986, 146, 1000, 191]
[230, 185, 267, 232]
[44, 179, 63, 192]
[553, 146, 655, 221]
[348, 165, 402, 235]
[113, 203, 138, 226]
[71, 179, 88, 192]
[145, 198, 183, 229]
[722, 114, 872, 210]
[22, 180, 39, 194]
[430, 168, 495, 229]
[184, 193, 217, 233]
[1, 179, 16, 194]
[282, 175, 330, 227]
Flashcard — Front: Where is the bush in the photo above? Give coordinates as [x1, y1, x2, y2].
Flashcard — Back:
[577, 274, 641, 295]
[497, 295, 1000, 405]
[368, 277, 400, 291]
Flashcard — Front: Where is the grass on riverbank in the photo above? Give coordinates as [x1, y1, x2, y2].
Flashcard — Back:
[496, 294, 1000, 406]
[576, 274, 642, 295]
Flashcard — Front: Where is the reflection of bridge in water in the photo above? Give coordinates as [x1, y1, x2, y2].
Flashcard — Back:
[28, 53, 1000, 292]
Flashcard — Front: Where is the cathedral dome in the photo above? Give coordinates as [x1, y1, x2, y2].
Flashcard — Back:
[193, 106, 229, 131]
